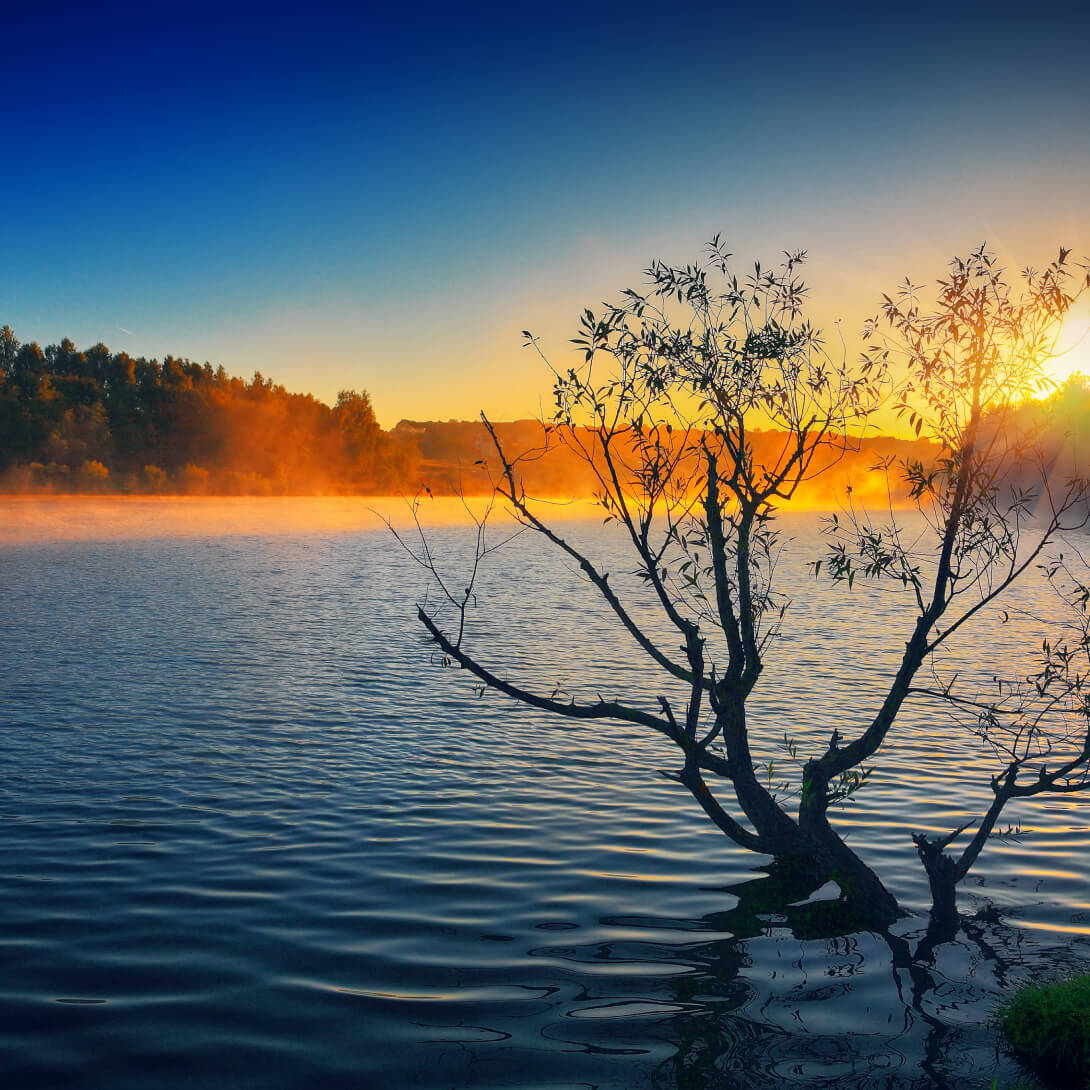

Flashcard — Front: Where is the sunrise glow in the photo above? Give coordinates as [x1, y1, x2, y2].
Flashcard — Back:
[1047, 312, 1090, 387]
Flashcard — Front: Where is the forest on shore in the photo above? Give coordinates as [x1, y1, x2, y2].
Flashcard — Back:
[0, 325, 416, 494]
[2, 325, 1089, 502]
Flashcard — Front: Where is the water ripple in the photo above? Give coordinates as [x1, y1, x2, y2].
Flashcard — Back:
[1, 504, 1088, 1088]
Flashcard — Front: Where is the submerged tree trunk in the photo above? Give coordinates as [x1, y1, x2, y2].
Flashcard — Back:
[691, 801, 903, 927]
[911, 782, 1019, 927]
[799, 809, 903, 925]
[913, 834, 960, 925]
[795, 762, 904, 925]
[676, 726, 903, 924]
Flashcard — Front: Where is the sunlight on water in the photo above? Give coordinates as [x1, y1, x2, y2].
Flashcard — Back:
[2, 498, 1090, 1089]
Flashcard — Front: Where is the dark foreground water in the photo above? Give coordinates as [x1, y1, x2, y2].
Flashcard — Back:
[2, 499, 1089, 1089]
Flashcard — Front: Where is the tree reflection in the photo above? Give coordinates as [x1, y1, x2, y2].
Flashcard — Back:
[636, 870, 1065, 1089]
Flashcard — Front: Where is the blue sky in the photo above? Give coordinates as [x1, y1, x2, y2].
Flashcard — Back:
[3, 2, 1089, 425]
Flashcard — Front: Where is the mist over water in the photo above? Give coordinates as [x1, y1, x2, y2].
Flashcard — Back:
[0, 495, 527, 545]
[3, 499, 1090, 1089]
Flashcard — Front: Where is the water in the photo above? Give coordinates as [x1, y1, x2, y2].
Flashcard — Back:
[2, 498, 1089, 1089]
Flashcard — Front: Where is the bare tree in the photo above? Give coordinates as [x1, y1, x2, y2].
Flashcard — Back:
[401, 240, 1090, 926]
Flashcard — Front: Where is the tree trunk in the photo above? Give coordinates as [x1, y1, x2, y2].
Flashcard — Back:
[913, 833, 960, 926]
[797, 765, 903, 926]
[683, 762, 903, 926]
[802, 823, 903, 926]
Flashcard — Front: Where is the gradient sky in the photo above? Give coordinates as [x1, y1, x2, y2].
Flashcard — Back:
[3, 2, 1089, 427]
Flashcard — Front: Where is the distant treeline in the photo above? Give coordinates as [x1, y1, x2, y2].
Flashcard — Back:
[391, 417, 942, 506]
[3, 324, 1090, 502]
[0, 326, 417, 494]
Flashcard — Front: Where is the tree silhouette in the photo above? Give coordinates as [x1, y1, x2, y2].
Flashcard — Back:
[844, 245, 1090, 919]
[406, 240, 1090, 926]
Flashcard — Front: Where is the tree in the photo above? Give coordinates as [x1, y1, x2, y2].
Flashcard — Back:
[333, 388, 382, 478]
[404, 240, 1090, 927]
[842, 245, 1090, 920]
[0, 325, 18, 379]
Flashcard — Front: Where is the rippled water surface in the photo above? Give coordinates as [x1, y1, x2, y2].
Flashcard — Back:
[3, 498, 1090, 1089]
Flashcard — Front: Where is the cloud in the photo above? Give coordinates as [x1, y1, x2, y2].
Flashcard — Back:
[118, 326, 134, 336]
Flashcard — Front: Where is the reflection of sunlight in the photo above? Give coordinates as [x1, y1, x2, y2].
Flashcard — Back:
[1045, 313, 1090, 388]
[1015, 917, 1090, 938]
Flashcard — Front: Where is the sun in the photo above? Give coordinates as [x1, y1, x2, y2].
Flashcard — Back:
[1042, 312, 1090, 389]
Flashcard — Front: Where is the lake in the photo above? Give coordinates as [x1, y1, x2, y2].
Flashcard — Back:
[2, 497, 1089, 1089]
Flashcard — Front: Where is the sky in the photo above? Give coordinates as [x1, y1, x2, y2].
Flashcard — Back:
[3, 2, 1089, 427]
